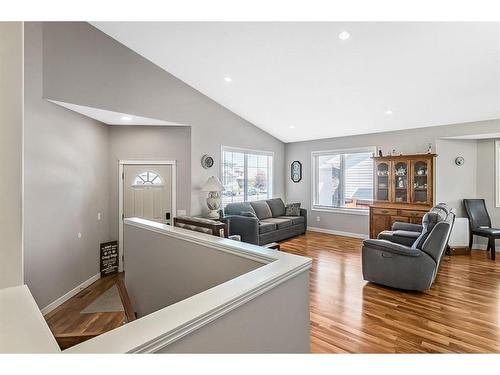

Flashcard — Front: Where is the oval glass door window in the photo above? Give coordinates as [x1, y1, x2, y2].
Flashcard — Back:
[133, 171, 163, 186]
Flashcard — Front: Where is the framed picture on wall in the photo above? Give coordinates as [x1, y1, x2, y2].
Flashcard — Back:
[291, 161, 302, 183]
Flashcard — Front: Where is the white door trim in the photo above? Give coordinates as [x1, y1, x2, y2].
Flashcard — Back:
[118, 160, 177, 272]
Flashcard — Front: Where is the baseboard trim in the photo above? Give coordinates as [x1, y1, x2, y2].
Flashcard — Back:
[471, 243, 500, 252]
[449, 246, 471, 256]
[474, 244, 488, 251]
[41, 273, 100, 315]
[307, 226, 368, 240]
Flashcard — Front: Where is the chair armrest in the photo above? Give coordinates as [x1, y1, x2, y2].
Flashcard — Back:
[300, 208, 308, 229]
[224, 215, 259, 245]
[391, 222, 423, 232]
[363, 239, 421, 257]
[378, 230, 419, 247]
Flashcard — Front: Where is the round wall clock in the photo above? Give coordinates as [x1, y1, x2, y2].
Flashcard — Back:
[291, 161, 302, 183]
[201, 154, 214, 169]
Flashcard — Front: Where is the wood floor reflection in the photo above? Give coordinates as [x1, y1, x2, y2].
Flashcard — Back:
[280, 231, 500, 353]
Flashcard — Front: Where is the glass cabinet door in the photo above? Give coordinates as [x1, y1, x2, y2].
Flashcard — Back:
[375, 161, 391, 202]
[411, 159, 431, 204]
[393, 160, 409, 203]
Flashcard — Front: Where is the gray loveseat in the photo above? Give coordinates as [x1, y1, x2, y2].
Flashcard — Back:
[224, 198, 307, 245]
[362, 203, 455, 291]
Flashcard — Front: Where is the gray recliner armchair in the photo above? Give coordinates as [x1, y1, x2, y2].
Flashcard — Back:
[362, 204, 455, 291]
[377, 203, 451, 247]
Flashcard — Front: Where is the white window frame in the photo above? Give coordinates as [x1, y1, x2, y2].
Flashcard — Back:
[495, 140, 500, 207]
[220, 145, 274, 205]
[311, 146, 375, 216]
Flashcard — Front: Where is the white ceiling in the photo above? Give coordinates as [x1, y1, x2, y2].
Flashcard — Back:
[91, 22, 500, 143]
[442, 132, 500, 140]
[49, 100, 185, 126]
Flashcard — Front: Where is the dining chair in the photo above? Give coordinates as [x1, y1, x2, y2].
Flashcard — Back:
[463, 199, 498, 260]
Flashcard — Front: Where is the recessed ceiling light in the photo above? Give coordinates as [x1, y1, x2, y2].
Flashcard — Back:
[224, 76, 232, 83]
[385, 110, 393, 115]
[121, 115, 132, 121]
[289, 125, 295, 129]
[338, 31, 350, 41]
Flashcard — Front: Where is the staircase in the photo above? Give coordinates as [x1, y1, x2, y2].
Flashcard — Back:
[44, 273, 136, 350]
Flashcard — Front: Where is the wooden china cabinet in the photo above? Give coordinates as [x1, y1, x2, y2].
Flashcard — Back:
[369, 153, 437, 239]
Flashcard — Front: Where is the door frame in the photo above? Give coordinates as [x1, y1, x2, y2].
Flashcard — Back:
[118, 160, 177, 272]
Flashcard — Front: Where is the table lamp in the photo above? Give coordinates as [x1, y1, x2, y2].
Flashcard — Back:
[202, 176, 224, 219]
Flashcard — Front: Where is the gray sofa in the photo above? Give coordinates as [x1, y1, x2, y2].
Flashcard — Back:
[362, 203, 455, 291]
[224, 198, 307, 245]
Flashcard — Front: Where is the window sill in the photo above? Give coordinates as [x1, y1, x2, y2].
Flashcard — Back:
[311, 206, 369, 216]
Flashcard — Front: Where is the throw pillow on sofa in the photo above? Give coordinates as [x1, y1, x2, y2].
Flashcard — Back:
[285, 203, 301, 216]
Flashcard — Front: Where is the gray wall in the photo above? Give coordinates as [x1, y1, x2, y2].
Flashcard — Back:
[476, 139, 500, 246]
[435, 139, 477, 217]
[41, 22, 286, 216]
[124, 224, 262, 317]
[22, 21, 284, 308]
[24, 23, 111, 308]
[286, 119, 500, 236]
[437, 138, 499, 248]
[107, 126, 191, 240]
[0, 22, 24, 288]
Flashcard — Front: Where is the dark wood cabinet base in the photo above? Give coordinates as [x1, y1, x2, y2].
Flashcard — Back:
[369, 204, 428, 239]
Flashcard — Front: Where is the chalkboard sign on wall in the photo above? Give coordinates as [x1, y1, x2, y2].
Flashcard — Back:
[100, 241, 119, 277]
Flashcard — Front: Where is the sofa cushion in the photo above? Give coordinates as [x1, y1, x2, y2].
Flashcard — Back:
[241, 211, 258, 218]
[260, 217, 293, 229]
[224, 202, 256, 216]
[266, 198, 286, 217]
[259, 221, 277, 234]
[250, 201, 273, 220]
[276, 215, 305, 225]
[285, 203, 301, 216]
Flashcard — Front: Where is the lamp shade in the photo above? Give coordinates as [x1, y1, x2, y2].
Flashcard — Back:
[202, 176, 224, 192]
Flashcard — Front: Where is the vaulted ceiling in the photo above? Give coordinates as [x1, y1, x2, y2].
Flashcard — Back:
[92, 22, 500, 143]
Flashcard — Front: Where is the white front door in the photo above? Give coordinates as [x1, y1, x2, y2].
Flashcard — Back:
[123, 164, 173, 225]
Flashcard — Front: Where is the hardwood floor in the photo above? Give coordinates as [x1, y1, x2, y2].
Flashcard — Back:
[280, 231, 500, 353]
[44, 273, 133, 349]
[44, 232, 500, 353]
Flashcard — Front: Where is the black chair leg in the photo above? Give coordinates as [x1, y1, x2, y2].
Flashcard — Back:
[491, 238, 496, 260]
[469, 232, 473, 250]
[445, 244, 451, 256]
[487, 237, 491, 253]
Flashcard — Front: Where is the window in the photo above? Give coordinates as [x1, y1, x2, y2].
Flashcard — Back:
[133, 171, 163, 186]
[312, 148, 374, 213]
[221, 146, 273, 206]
